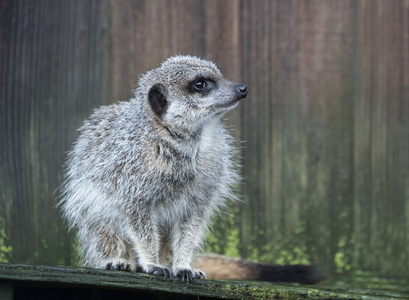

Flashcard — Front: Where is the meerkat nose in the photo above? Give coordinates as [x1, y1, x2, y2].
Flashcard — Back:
[236, 84, 248, 99]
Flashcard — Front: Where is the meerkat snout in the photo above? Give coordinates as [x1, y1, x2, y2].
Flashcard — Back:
[236, 83, 248, 99]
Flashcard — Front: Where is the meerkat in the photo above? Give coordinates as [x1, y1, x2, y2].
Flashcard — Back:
[59, 56, 323, 283]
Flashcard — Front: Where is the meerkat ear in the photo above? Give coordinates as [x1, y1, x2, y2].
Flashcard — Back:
[148, 84, 168, 117]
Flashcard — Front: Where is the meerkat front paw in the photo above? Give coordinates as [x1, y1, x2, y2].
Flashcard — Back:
[103, 259, 136, 271]
[146, 265, 172, 280]
[174, 267, 206, 282]
[106, 262, 131, 271]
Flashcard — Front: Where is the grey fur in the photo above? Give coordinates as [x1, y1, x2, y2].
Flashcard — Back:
[59, 56, 247, 281]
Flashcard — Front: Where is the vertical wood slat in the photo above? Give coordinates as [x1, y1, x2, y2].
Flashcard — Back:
[0, 0, 408, 277]
[0, 0, 108, 265]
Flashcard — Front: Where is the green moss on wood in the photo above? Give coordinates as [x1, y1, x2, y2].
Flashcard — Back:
[0, 264, 408, 299]
[0, 218, 12, 263]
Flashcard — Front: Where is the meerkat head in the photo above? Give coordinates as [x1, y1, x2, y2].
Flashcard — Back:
[136, 56, 247, 138]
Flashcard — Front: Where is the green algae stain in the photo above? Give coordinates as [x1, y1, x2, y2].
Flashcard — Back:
[205, 204, 315, 268]
[0, 217, 12, 263]
[205, 204, 241, 258]
[70, 238, 83, 267]
[244, 224, 312, 266]
[41, 238, 48, 249]
[334, 235, 353, 273]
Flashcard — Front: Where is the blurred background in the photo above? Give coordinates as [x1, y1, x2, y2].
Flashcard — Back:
[0, 0, 408, 278]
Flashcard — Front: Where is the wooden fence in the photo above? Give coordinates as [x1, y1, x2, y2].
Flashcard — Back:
[1, 0, 408, 277]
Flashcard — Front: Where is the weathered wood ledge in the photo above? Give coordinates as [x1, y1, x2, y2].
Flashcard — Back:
[0, 264, 408, 299]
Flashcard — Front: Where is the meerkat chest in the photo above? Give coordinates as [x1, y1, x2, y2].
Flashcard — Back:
[170, 128, 224, 180]
[159, 145, 221, 186]
[153, 144, 225, 220]
[153, 133, 226, 199]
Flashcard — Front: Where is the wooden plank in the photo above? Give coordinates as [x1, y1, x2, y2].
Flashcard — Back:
[1, 264, 408, 299]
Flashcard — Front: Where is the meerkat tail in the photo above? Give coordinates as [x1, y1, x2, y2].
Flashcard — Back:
[192, 254, 325, 284]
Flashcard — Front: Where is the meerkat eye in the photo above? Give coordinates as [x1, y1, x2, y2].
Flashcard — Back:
[193, 80, 207, 91]
[189, 78, 215, 93]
